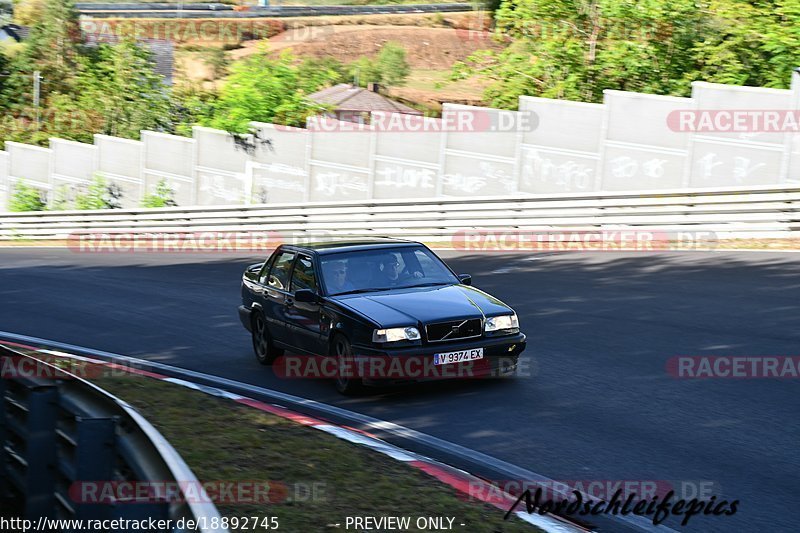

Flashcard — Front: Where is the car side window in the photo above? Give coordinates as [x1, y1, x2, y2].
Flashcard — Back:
[268, 251, 295, 290]
[258, 254, 276, 285]
[290, 255, 317, 293]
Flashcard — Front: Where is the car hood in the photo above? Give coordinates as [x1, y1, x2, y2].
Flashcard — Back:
[333, 284, 513, 328]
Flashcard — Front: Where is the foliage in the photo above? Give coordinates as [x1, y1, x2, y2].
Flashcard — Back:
[9, 180, 47, 212]
[347, 42, 411, 87]
[11, 0, 45, 26]
[142, 178, 177, 208]
[349, 56, 383, 87]
[376, 41, 411, 87]
[0, 4, 170, 146]
[169, 81, 218, 137]
[74, 174, 123, 210]
[51, 39, 171, 142]
[693, 0, 800, 89]
[4, 0, 84, 105]
[454, 0, 800, 107]
[298, 56, 350, 88]
[201, 47, 229, 79]
[202, 50, 336, 133]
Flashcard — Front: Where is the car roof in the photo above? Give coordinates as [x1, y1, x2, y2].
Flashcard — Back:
[281, 238, 424, 255]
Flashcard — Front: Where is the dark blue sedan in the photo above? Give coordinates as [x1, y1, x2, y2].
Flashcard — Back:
[239, 239, 526, 394]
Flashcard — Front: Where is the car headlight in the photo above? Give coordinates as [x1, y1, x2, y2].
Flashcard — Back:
[372, 327, 421, 343]
[485, 314, 519, 333]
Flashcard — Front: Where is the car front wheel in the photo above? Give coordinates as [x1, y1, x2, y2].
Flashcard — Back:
[252, 312, 283, 365]
[332, 334, 363, 395]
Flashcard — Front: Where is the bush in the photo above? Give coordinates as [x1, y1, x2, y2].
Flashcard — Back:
[348, 42, 411, 88]
[376, 41, 410, 87]
[142, 179, 177, 208]
[74, 174, 123, 210]
[9, 180, 47, 212]
[49, 175, 124, 211]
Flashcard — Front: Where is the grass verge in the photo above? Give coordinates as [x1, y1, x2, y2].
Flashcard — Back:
[91, 372, 540, 532]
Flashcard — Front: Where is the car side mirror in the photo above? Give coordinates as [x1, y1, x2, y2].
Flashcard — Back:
[294, 289, 317, 303]
[458, 274, 472, 286]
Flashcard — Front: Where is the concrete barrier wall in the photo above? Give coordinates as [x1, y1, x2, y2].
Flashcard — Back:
[3, 76, 800, 210]
[94, 134, 144, 209]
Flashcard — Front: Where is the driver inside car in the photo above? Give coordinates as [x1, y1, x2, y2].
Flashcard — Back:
[380, 254, 423, 286]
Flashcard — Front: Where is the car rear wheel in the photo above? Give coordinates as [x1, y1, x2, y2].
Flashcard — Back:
[252, 312, 283, 365]
[332, 334, 363, 395]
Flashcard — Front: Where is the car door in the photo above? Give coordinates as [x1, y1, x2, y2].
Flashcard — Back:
[285, 253, 324, 355]
[262, 249, 296, 346]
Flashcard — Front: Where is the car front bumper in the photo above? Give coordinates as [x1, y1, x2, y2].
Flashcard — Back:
[350, 332, 527, 386]
[239, 305, 253, 332]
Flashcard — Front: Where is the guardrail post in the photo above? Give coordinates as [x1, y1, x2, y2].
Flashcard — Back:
[0, 373, 7, 506]
[20, 385, 59, 519]
[68, 417, 117, 520]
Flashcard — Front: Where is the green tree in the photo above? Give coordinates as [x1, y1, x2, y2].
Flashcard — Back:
[203, 50, 336, 133]
[0, 45, 8, 104]
[348, 56, 383, 87]
[74, 174, 123, 210]
[202, 47, 229, 80]
[693, 0, 800, 88]
[455, 0, 800, 107]
[346, 43, 411, 88]
[142, 178, 177, 208]
[51, 39, 171, 142]
[4, 0, 84, 107]
[9, 180, 47, 212]
[298, 57, 348, 90]
[376, 42, 410, 87]
[169, 81, 218, 137]
[454, 0, 711, 106]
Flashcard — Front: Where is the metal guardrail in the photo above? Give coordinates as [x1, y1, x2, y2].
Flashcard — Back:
[1, 185, 800, 241]
[0, 345, 227, 532]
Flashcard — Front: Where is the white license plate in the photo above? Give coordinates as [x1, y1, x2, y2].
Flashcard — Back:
[434, 348, 484, 366]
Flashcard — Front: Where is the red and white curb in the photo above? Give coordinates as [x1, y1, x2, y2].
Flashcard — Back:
[5, 342, 581, 533]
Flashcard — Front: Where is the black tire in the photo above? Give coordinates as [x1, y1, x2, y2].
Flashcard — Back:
[252, 312, 283, 365]
[332, 334, 363, 395]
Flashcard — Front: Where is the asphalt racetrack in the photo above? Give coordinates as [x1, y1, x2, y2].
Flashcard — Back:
[1, 248, 798, 532]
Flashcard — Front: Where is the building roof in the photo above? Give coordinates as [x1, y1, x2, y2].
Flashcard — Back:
[308, 84, 422, 115]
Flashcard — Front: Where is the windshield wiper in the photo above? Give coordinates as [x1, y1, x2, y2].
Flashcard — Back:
[334, 287, 395, 296]
[405, 282, 451, 288]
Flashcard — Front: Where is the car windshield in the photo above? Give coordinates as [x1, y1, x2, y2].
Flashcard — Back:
[320, 246, 459, 296]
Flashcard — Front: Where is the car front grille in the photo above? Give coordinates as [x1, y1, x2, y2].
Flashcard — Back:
[425, 318, 482, 343]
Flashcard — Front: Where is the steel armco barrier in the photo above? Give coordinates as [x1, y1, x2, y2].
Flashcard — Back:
[1, 185, 800, 241]
[0, 345, 228, 532]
